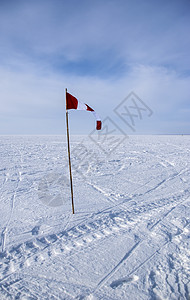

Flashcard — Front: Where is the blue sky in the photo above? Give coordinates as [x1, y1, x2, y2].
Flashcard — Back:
[0, 0, 190, 134]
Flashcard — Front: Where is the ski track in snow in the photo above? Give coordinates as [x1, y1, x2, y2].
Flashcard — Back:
[0, 135, 189, 299]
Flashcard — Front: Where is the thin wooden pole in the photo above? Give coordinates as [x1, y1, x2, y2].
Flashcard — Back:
[65, 88, 75, 214]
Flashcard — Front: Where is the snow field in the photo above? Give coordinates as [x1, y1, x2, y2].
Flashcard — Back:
[0, 135, 189, 299]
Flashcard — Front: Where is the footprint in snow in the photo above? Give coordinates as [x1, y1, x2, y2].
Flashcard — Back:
[110, 275, 139, 289]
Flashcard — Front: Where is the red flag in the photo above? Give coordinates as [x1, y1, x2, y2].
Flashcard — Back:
[66, 92, 102, 130]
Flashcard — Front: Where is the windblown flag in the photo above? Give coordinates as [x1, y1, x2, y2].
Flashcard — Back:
[66, 92, 102, 130]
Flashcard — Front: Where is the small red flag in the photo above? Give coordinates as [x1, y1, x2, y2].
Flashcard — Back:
[66, 92, 102, 130]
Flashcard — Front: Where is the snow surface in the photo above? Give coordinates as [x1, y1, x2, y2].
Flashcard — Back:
[0, 135, 189, 300]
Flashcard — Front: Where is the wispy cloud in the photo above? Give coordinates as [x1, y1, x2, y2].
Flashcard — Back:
[0, 0, 189, 134]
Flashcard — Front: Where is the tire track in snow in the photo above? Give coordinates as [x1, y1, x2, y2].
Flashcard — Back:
[0, 272, 78, 300]
[1, 199, 189, 299]
[0, 210, 134, 284]
[0, 274, 61, 300]
[1, 189, 188, 284]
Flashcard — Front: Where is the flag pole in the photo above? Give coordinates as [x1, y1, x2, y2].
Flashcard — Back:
[65, 88, 75, 214]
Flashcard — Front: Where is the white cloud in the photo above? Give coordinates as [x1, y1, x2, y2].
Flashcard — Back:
[1, 0, 189, 69]
[0, 0, 189, 134]
[0, 60, 189, 134]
